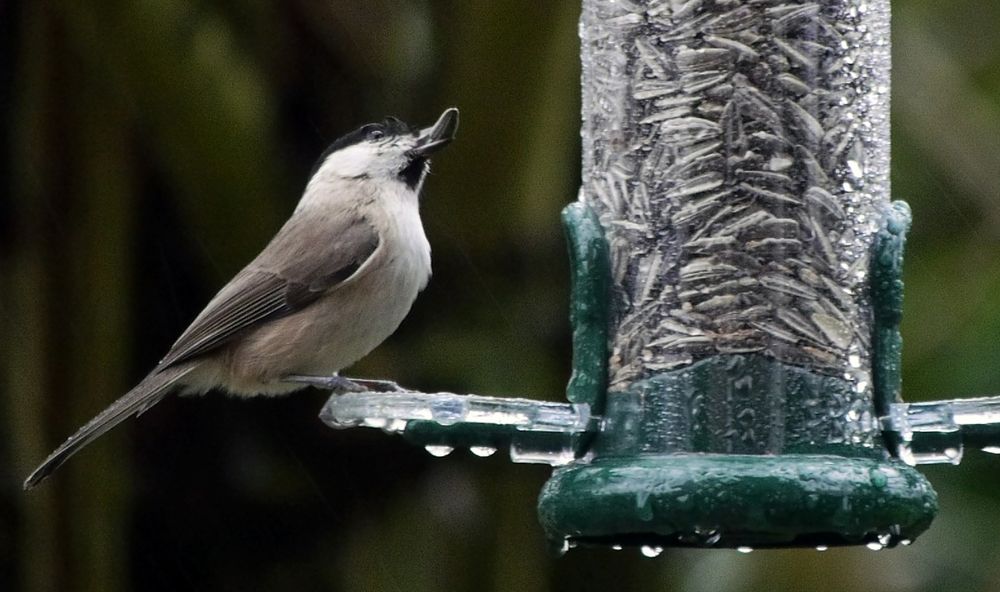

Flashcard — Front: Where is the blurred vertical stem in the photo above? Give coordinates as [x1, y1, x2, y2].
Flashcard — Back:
[7, 3, 135, 590]
[57, 0, 286, 272]
[62, 54, 135, 592]
[5, 4, 58, 591]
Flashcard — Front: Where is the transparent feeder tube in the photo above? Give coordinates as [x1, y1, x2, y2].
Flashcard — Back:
[581, 1, 891, 418]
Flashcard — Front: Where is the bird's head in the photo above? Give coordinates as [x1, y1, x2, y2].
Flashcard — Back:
[310, 108, 459, 191]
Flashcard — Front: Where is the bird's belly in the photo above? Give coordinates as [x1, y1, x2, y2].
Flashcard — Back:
[307, 268, 422, 372]
[221, 254, 428, 395]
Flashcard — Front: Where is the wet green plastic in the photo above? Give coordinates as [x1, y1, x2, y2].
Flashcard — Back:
[539, 455, 936, 549]
[871, 201, 911, 418]
[561, 202, 611, 412]
[538, 202, 938, 550]
[593, 354, 885, 459]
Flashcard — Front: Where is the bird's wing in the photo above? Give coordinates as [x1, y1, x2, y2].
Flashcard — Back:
[158, 211, 380, 369]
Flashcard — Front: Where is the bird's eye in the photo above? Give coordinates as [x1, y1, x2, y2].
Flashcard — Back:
[368, 129, 385, 141]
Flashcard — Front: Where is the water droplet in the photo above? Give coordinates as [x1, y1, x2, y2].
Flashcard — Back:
[382, 419, 408, 434]
[430, 399, 466, 425]
[364, 417, 388, 429]
[736, 546, 753, 554]
[469, 446, 497, 457]
[424, 445, 454, 457]
[640, 545, 663, 558]
[816, 545, 829, 552]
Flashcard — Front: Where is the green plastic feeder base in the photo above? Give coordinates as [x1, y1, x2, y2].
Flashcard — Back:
[538, 454, 937, 550]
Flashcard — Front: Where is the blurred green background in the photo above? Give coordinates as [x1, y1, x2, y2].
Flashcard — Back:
[3, 1, 1000, 591]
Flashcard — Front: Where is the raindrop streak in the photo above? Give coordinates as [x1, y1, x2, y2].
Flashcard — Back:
[640, 545, 664, 558]
[424, 445, 454, 457]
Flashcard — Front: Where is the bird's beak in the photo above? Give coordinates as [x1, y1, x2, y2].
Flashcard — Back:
[408, 108, 459, 158]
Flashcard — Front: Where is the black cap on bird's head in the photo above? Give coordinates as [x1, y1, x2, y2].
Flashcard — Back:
[310, 108, 460, 189]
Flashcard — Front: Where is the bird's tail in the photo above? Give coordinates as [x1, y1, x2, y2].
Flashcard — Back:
[23, 364, 194, 489]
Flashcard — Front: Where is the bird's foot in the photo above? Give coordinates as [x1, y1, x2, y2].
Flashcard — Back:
[285, 375, 365, 394]
[284, 375, 405, 394]
[341, 377, 405, 392]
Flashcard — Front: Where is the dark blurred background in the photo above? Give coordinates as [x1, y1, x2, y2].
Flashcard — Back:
[3, 1, 1000, 591]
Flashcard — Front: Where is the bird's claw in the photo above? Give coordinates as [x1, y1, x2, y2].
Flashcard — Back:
[284, 375, 405, 394]
[343, 378, 405, 392]
[284, 375, 365, 394]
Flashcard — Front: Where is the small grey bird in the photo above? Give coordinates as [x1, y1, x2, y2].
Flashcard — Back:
[24, 108, 459, 489]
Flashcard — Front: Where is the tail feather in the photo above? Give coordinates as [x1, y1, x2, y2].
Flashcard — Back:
[23, 365, 194, 489]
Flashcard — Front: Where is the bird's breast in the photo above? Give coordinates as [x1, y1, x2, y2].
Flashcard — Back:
[220, 194, 431, 394]
[303, 198, 431, 374]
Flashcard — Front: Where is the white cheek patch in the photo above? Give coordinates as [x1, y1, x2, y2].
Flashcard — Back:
[314, 138, 421, 185]
[319, 144, 377, 178]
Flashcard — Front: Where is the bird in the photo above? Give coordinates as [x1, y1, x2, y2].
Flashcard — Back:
[24, 108, 460, 489]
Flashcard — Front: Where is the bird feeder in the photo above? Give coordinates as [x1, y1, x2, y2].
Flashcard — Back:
[322, 0, 1000, 553]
